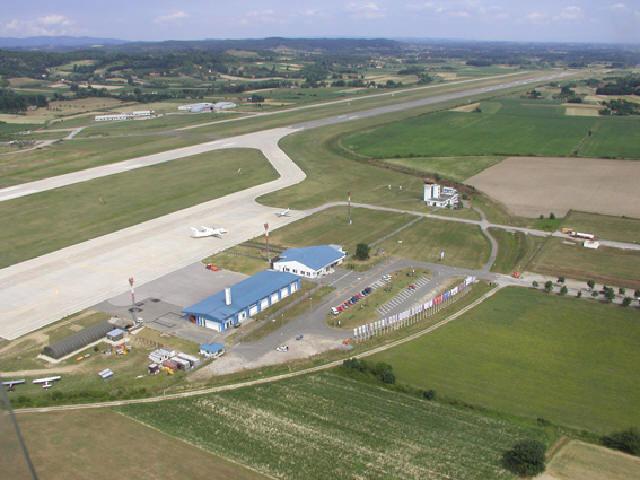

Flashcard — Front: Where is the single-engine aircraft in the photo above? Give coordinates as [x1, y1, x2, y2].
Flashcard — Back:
[190, 226, 228, 238]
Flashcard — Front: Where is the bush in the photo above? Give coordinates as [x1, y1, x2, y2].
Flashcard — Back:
[354, 243, 370, 261]
[619, 287, 626, 295]
[622, 297, 632, 307]
[602, 428, 640, 455]
[576, 291, 582, 298]
[422, 389, 437, 401]
[557, 276, 565, 283]
[502, 439, 546, 477]
[549, 212, 555, 220]
[544, 280, 553, 293]
[559, 285, 568, 296]
[587, 279, 596, 290]
[532, 280, 539, 288]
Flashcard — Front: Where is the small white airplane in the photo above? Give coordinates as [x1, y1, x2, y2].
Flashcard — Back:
[190, 226, 228, 238]
[33, 376, 62, 389]
[275, 208, 290, 217]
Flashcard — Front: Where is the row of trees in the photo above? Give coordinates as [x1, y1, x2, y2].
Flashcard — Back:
[0, 88, 48, 113]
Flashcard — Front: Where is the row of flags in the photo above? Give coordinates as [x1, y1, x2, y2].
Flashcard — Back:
[353, 276, 476, 339]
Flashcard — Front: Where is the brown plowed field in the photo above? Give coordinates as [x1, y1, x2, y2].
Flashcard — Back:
[468, 156, 640, 218]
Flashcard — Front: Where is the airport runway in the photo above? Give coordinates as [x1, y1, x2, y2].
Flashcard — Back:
[0, 71, 573, 340]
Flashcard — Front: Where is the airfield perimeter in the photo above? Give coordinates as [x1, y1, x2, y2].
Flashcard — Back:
[0, 70, 576, 340]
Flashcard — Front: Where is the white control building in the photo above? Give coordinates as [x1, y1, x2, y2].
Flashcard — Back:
[423, 183, 459, 208]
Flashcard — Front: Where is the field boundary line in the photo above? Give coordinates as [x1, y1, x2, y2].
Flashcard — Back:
[15, 284, 501, 414]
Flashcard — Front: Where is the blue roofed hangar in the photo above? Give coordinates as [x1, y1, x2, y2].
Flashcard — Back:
[273, 245, 345, 278]
[183, 270, 300, 332]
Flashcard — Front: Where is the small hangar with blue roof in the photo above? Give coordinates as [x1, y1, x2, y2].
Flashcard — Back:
[272, 245, 345, 279]
[183, 270, 300, 332]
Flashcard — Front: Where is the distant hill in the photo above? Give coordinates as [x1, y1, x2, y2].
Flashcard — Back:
[0, 36, 127, 50]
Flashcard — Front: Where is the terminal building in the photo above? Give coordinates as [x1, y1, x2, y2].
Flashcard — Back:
[423, 183, 459, 208]
[272, 245, 345, 279]
[177, 102, 237, 113]
[183, 270, 300, 332]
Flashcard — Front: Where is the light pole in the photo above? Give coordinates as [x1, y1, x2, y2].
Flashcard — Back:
[347, 191, 352, 225]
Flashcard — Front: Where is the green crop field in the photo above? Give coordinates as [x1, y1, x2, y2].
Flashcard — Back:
[17, 410, 266, 480]
[378, 216, 491, 269]
[529, 238, 640, 289]
[372, 287, 640, 433]
[342, 96, 640, 160]
[381, 155, 505, 182]
[120, 373, 549, 480]
[0, 148, 277, 268]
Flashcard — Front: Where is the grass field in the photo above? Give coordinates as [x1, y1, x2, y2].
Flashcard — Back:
[378, 216, 491, 269]
[17, 410, 266, 480]
[0, 148, 276, 268]
[120, 372, 549, 480]
[342, 96, 640, 160]
[382, 155, 504, 182]
[372, 287, 640, 433]
[490, 229, 547, 273]
[563, 211, 640, 244]
[543, 440, 640, 480]
[529, 238, 640, 288]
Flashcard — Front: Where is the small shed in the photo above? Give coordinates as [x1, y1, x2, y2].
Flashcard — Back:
[106, 328, 125, 342]
[200, 343, 225, 358]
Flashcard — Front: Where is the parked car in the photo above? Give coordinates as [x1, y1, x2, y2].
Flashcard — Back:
[296, 334, 304, 341]
[276, 345, 289, 352]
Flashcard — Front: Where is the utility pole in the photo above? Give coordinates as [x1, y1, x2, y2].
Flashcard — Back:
[264, 222, 270, 263]
[347, 191, 352, 225]
[128, 276, 136, 324]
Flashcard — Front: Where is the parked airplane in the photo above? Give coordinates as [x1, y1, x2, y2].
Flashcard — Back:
[275, 209, 290, 217]
[190, 226, 228, 238]
[2, 379, 25, 391]
[32, 376, 62, 389]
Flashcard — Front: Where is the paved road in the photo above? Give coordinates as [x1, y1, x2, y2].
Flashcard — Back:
[0, 70, 574, 340]
[0, 128, 307, 340]
[0, 71, 571, 203]
[15, 283, 502, 414]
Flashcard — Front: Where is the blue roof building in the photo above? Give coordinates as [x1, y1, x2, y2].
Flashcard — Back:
[273, 245, 345, 278]
[199, 342, 225, 357]
[183, 270, 301, 332]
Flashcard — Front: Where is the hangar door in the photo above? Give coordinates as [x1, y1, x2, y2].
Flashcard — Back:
[280, 287, 289, 299]
[260, 297, 270, 309]
[249, 304, 258, 316]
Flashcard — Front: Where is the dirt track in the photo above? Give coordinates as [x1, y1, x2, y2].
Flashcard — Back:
[468, 156, 640, 218]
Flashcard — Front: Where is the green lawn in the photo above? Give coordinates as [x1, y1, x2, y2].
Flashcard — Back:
[120, 372, 549, 480]
[378, 217, 491, 269]
[373, 287, 640, 433]
[343, 96, 640, 160]
[529, 238, 640, 289]
[382, 155, 504, 182]
[0, 148, 277, 268]
[563, 211, 640, 244]
[489, 229, 547, 274]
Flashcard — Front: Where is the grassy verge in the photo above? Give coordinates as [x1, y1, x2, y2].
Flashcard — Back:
[0, 148, 277, 268]
[528, 238, 640, 289]
[372, 287, 640, 433]
[490, 228, 548, 273]
[382, 155, 504, 182]
[562, 210, 640, 244]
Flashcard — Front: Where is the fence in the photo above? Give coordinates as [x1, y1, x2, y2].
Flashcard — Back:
[352, 276, 476, 341]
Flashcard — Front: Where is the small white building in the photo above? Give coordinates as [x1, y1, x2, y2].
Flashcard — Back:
[177, 102, 237, 113]
[272, 245, 346, 279]
[423, 183, 459, 208]
[95, 110, 155, 122]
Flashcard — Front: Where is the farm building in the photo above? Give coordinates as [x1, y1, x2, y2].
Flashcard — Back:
[41, 322, 113, 360]
[106, 328, 125, 342]
[200, 343, 225, 358]
[183, 270, 301, 332]
[272, 245, 346, 278]
[423, 183, 459, 208]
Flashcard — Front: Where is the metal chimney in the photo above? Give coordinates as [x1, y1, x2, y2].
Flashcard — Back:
[225, 287, 232, 306]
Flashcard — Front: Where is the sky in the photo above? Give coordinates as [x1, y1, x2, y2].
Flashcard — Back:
[1, 0, 639, 44]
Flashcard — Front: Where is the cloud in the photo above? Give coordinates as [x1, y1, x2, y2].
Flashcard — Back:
[154, 11, 189, 24]
[609, 2, 627, 11]
[526, 11, 549, 24]
[406, 1, 507, 20]
[554, 5, 584, 21]
[2, 14, 77, 36]
[346, 2, 386, 20]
